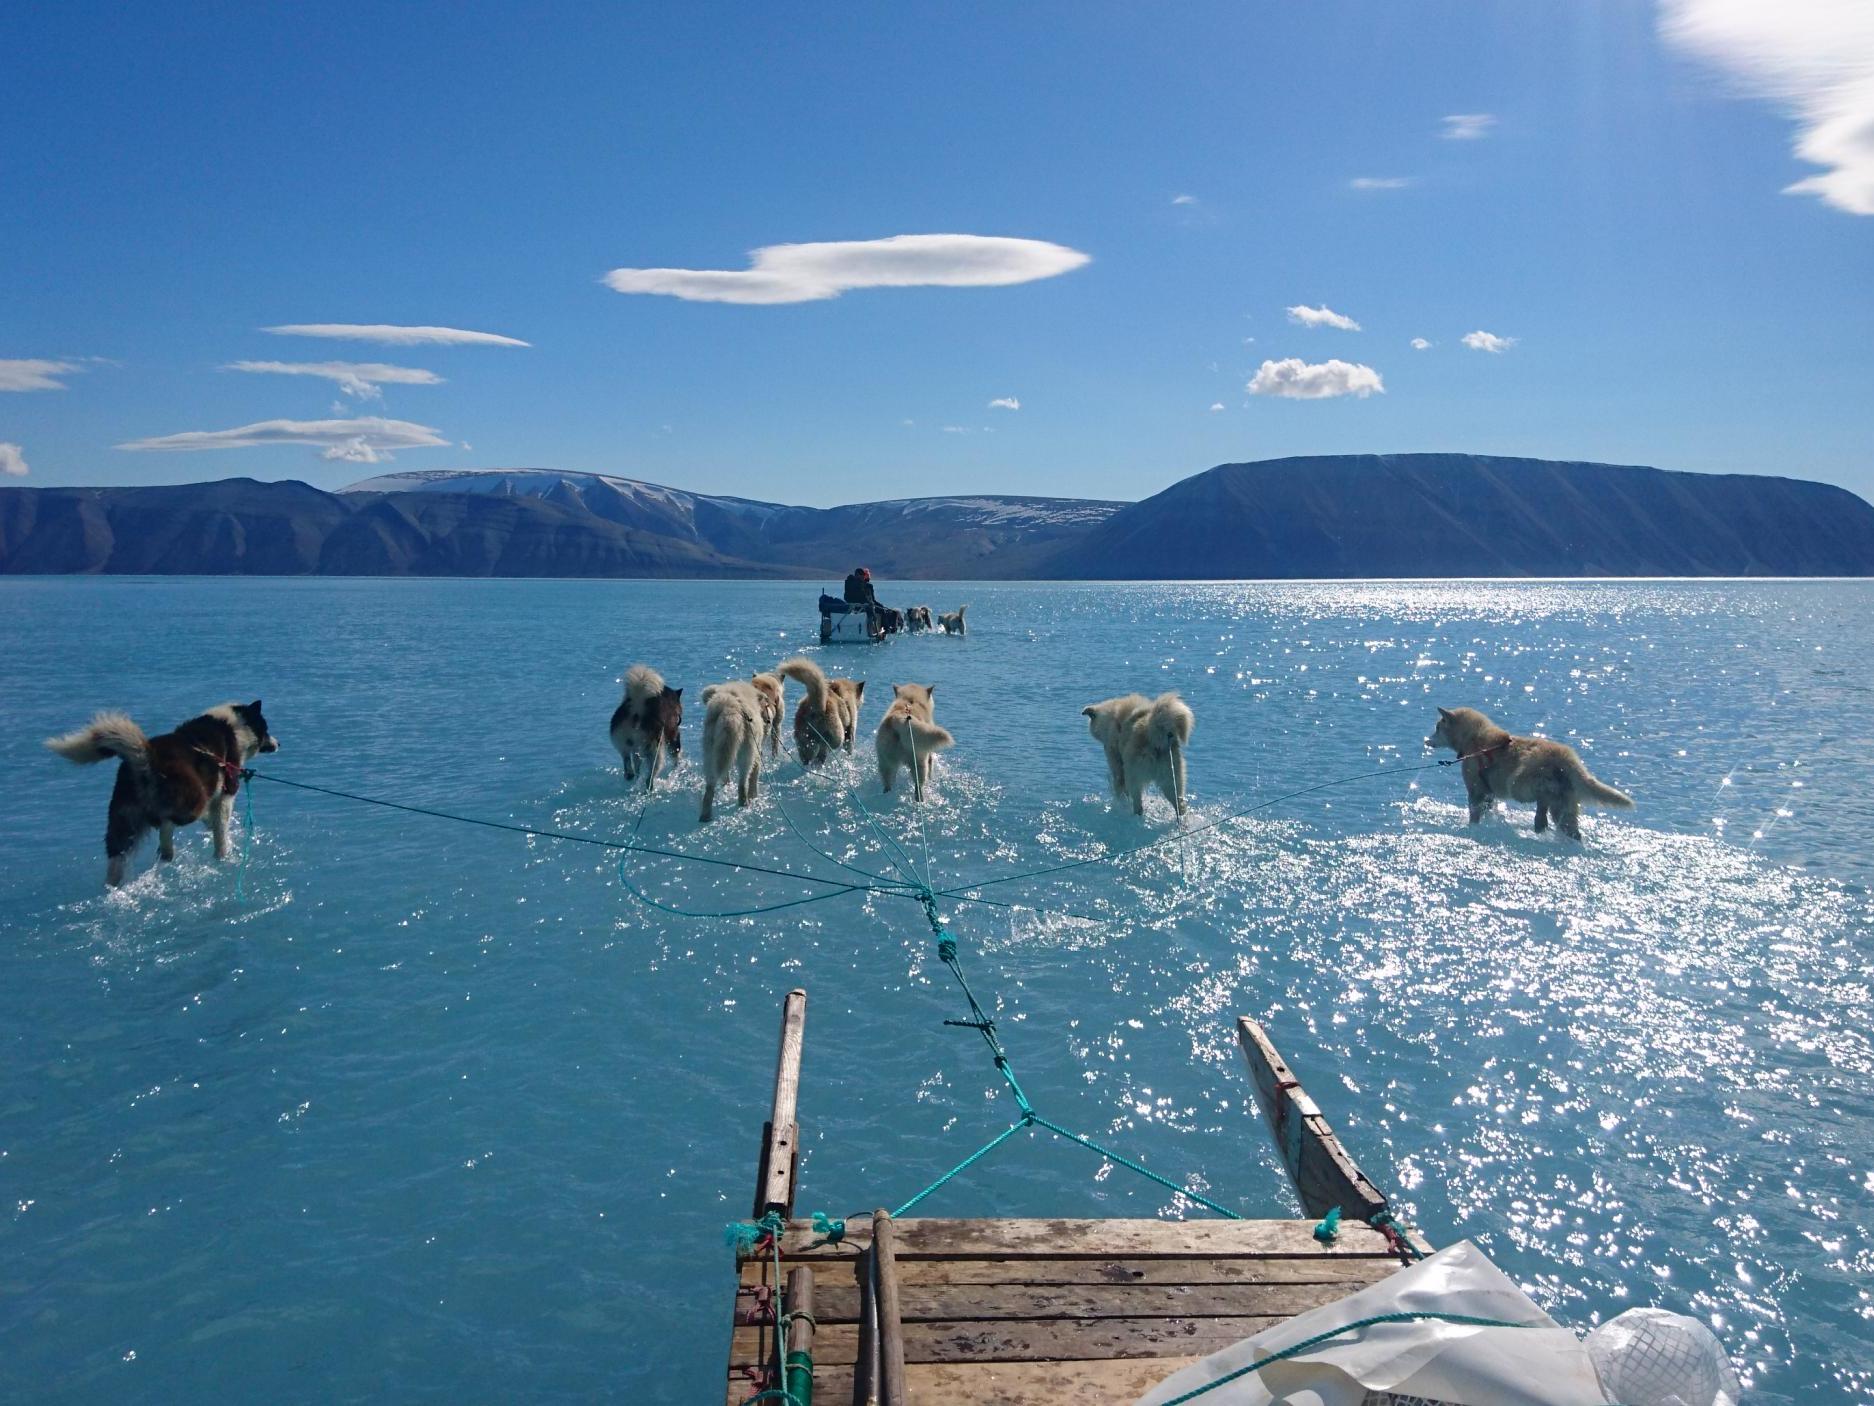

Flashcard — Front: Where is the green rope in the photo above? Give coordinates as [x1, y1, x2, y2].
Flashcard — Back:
[235, 773, 255, 902]
[244, 769, 863, 890]
[1030, 1115, 1243, 1220]
[890, 1118, 1032, 1218]
[1147, 1310, 1536, 1405]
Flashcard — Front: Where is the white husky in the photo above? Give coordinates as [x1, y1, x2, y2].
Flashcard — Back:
[697, 681, 764, 822]
[875, 683, 954, 801]
[1084, 692, 1194, 816]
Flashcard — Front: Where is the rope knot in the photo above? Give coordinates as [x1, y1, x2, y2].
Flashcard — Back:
[937, 936, 958, 962]
[1312, 1206, 1342, 1243]
[810, 1210, 845, 1244]
[724, 1210, 787, 1256]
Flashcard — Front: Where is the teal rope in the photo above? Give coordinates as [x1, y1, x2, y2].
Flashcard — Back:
[244, 769, 861, 889]
[1148, 1310, 1535, 1405]
[890, 1119, 1031, 1218]
[235, 775, 254, 902]
[1031, 1115, 1243, 1220]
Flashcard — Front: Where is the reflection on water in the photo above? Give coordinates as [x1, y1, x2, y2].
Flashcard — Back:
[0, 576, 1869, 1403]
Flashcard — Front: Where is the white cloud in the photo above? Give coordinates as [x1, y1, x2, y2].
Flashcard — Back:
[1461, 330, 1517, 353]
[1411, 337, 1433, 350]
[1661, 0, 1874, 214]
[1247, 358, 1385, 399]
[1349, 176, 1415, 190]
[1209, 402, 1226, 412]
[1441, 113, 1498, 140]
[1171, 193, 1198, 205]
[0, 358, 83, 392]
[942, 425, 969, 434]
[223, 360, 445, 400]
[117, 416, 450, 463]
[263, 324, 530, 347]
[1286, 304, 1362, 331]
[602, 234, 1091, 305]
[988, 396, 1021, 411]
[0, 442, 28, 476]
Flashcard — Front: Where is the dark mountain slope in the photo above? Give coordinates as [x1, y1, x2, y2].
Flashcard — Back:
[1038, 455, 1874, 578]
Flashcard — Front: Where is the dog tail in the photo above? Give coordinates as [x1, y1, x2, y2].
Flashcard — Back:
[777, 656, 830, 709]
[1147, 693, 1195, 752]
[900, 716, 954, 755]
[46, 711, 150, 770]
[1571, 761, 1634, 810]
[623, 663, 666, 703]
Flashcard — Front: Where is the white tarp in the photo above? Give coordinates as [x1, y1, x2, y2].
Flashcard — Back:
[1133, 1240, 1612, 1406]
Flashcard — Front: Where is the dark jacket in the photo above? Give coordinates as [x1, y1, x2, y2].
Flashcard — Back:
[843, 571, 877, 606]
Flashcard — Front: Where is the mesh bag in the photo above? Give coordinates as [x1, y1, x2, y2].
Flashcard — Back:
[1584, 1308, 1742, 1406]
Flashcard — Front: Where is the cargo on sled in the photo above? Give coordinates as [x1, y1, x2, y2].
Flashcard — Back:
[818, 593, 903, 644]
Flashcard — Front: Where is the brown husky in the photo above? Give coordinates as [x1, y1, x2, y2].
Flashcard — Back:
[46, 701, 281, 887]
[777, 657, 865, 767]
[1426, 706, 1633, 839]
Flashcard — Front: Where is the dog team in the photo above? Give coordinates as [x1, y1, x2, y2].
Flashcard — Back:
[45, 635, 1634, 882]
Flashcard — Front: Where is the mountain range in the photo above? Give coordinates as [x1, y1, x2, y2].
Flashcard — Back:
[3, 455, 1872, 580]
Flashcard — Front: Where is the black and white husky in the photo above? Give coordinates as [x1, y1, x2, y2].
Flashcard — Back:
[46, 701, 281, 887]
[610, 664, 683, 790]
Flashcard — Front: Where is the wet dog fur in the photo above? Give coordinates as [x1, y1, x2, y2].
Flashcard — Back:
[938, 604, 969, 636]
[876, 683, 954, 801]
[697, 680, 764, 821]
[611, 664, 683, 791]
[46, 701, 281, 887]
[778, 657, 865, 766]
[1085, 692, 1193, 817]
[751, 672, 785, 758]
[1426, 705, 1633, 839]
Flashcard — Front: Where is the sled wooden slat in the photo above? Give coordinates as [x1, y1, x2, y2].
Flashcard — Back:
[722, 990, 1430, 1404]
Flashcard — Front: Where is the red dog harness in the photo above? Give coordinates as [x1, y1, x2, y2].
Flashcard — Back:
[192, 746, 247, 796]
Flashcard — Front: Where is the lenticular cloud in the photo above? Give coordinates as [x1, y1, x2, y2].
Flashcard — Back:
[1661, 0, 1874, 215]
[117, 417, 450, 463]
[603, 234, 1092, 304]
[1247, 358, 1385, 400]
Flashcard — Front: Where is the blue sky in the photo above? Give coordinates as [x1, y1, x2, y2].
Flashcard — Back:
[2, 1, 1870, 505]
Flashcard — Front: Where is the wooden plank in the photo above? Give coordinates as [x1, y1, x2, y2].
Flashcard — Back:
[730, 1357, 1205, 1406]
[1236, 1016, 1391, 1227]
[744, 1252, 1394, 1291]
[872, 1211, 907, 1406]
[748, 1277, 1368, 1326]
[753, 988, 808, 1218]
[771, 1216, 1401, 1260]
[783, 1268, 814, 1406]
[732, 1314, 1291, 1367]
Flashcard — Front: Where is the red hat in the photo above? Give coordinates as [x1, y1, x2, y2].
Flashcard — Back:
[857, 567, 871, 579]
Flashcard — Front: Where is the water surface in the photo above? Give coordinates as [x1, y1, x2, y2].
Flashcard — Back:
[2, 577, 1869, 1402]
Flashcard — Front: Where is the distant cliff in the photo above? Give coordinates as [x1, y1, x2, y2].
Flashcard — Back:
[1034, 455, 1874, 578]
[3, 456, 1872, 579]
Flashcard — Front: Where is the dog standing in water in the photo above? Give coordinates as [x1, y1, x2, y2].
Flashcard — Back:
[46, 701, 281, 887]
[1426, 705, 1633, 838]
[1084, 692, 1194, 817]
[751, 672, 785, 757]
[697, 681, 765, 821]
[777, 657, 865, 765]
[610, 664, 682, 790]
[875, 683, 954, 801]
[938, 604, 969, 636]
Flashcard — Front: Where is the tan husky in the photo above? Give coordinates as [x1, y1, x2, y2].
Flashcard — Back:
[876, 683, 954, 801]
[1084, 692, 1194, 816]
[1426, 706, 1633, 839]
[697, 681, 764, 822]
[751, 672, 785, 757]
